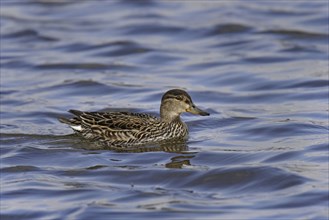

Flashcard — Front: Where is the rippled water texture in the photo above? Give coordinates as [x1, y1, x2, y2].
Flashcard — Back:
[1, 1, 328, 219]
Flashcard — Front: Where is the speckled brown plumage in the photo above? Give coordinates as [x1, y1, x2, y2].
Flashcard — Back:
[59, 89, 209, 148]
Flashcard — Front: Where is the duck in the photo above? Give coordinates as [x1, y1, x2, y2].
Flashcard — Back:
[59, 89, 209, 148]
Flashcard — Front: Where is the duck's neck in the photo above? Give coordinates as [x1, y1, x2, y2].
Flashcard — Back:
[160, 103, 182, 123]
[160, 110, 181, 123]
[160, 99, 186, 124]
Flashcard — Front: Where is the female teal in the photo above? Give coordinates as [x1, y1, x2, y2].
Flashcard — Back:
[59, 89, 209, 147]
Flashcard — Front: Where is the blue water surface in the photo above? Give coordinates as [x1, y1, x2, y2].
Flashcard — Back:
[1, 1, 328, 219]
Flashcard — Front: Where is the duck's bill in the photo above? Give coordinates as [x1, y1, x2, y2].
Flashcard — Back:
[187, 105, 210, 116]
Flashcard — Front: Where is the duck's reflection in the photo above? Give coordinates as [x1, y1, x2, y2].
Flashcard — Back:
[108, 140, 189, 153]
[165, 154, 195, 168]
[110, 142, 196, 169]
[75, 139, 197, 168]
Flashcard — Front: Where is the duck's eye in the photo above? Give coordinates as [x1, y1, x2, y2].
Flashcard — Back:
[175, 96, 183, 101]
[184, 100, 190, 104]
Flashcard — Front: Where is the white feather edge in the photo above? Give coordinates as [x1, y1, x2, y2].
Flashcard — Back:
[70, 125, 82, 131]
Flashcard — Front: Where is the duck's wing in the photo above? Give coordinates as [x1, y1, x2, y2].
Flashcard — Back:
[62, 110, 162, 142]
[74, 110, 157, 129]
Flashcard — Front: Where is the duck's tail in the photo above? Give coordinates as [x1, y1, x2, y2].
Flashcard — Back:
[58, 109, 83, 131]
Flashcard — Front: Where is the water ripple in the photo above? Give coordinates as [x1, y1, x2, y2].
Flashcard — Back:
[1, 1, 328, 219]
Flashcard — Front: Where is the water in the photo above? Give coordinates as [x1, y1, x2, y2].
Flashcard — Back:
[1, 0, 328, 219]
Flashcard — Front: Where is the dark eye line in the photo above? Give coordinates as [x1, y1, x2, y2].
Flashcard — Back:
[173, 96, 191, 104]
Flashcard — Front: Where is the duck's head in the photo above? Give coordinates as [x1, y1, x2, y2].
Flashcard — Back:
[160, 89, 209, 122]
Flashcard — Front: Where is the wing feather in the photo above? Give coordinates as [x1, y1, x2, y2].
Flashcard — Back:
[70, 111, 163, 142]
